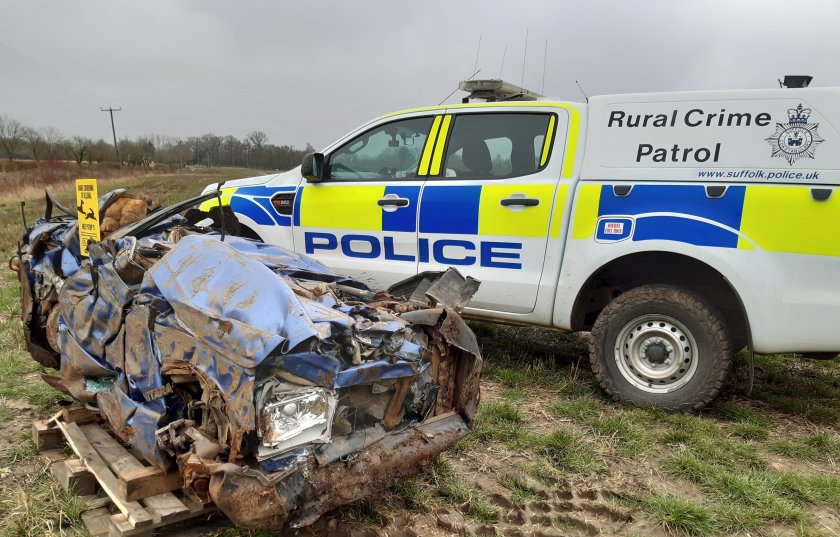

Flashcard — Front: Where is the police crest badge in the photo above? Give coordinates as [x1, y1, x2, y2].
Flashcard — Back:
[766, 103, 824, 165]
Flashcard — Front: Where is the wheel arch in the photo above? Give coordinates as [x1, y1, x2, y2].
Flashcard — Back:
[570, 251, 751, 350]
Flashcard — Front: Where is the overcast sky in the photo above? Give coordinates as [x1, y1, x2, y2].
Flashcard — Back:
[1, 0, 839, 149]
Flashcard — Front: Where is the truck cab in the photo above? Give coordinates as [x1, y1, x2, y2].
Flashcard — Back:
[203, 81, 840, 411]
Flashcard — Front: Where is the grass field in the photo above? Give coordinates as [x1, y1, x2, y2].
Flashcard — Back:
[1, 168, 840, 536]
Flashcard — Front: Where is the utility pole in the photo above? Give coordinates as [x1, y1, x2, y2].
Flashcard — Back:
[100, 107, 121, 163]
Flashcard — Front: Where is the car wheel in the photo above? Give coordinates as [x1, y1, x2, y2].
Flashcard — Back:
[589, 284, 731, 411]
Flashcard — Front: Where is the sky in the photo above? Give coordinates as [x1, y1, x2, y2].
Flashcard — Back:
[1, 0, 839, 150]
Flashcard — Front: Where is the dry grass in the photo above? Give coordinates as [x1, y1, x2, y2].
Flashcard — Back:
[0, 162, 186, 205]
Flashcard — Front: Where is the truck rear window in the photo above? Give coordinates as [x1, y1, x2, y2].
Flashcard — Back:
[443, 113, 553, 179]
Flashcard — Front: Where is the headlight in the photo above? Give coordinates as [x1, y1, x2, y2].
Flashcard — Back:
[257, 384, 337, 455]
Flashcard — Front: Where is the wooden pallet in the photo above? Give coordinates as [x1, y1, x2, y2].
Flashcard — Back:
[33, 406, 218, 537]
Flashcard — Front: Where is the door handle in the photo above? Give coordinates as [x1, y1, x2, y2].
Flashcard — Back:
[500, 197, 540, 207]
[377, 197, 409, 207]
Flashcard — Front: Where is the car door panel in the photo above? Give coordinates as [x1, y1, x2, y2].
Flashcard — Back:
[416, 109, 569, 314]
[292, 115, 439, 288]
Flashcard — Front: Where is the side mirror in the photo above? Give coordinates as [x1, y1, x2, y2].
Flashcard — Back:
[301, 152, 325, 183]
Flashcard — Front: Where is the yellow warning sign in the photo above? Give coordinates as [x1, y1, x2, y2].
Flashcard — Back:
[75, 178, 100, 257]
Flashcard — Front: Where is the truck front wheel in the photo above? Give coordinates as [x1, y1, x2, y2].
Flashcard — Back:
[589, 284, 731, 411]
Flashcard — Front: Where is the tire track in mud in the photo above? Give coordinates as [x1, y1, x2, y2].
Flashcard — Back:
[288, 481, 653, 537]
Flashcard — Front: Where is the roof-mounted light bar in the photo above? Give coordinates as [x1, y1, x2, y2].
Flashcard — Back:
[459, 79, 543, 103]
[779, 75, 813, 88]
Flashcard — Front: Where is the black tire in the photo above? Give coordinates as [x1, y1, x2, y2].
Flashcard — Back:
[589, 284, 731, 411]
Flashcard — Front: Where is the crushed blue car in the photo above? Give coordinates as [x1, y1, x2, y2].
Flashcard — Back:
[13, 188, 483, 529]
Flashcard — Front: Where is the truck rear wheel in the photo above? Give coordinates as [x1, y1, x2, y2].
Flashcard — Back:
[589, 284, 731, 411]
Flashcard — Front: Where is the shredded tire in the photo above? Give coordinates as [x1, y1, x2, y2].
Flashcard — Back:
[589, 284, 731, 412]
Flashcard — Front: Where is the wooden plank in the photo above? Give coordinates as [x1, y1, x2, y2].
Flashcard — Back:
[108, 514, 153, 537]
[81, 424, 144, 475]
[119, 466, 182, 502]
[81, 424, 188, 520]
[82, 507, 113, 537]
[81, 494, 113, 509]
[63, 405, 100, 424]
[51, 458, 97, 495]
[32, 419, 63, 452]
[56, 421, 154, 529]
[109, 501, 216, 537]
[142, 492, 191, 523]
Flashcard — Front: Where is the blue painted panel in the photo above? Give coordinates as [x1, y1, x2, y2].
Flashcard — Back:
[599, 185, 746, 230]
[633, 216, 739, 248]
[230, 196, 275, 226]
[419, 185, 481, 235]
[382, 185, 421, 232]
[252, 196, 292, 226]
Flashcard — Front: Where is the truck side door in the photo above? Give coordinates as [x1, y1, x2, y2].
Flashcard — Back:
[417, 109, 569, 314]
[292, 115, 440, 287]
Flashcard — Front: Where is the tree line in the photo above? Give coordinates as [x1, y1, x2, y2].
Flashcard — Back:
[0, 114, 314, 170]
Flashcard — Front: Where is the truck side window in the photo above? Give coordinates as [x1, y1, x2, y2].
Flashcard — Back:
[442, 113, 553, 179]
[327, 116, 434, 181]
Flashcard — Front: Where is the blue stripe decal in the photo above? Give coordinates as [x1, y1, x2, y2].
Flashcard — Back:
[252, 196, 291, 226]
[235, 185, 297, 196]
[230, 196, 274, 226]
[597, 184, 746, 248]
[382, 185, 421, 233]
[633, 216, 739, 248]
[599, 185, 746, 229]
[419, 185, 481, 235]
[293, 186, 303, 226]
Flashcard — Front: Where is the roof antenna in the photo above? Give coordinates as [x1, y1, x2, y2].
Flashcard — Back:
[575, 80, 589, 103]
[473, 33, 482, 73]
[499, 44, 507, 78]
[521, 29, 529, 86]
[438, 68, 481, 105]
[541, 39, 548, 95]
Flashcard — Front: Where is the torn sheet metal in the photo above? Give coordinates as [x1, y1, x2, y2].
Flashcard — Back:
[387, 268, 481, 312]
[15, 189, 484, 531]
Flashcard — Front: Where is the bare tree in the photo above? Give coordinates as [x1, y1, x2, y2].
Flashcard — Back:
[199, 133, 223, 166]
[245, 130, 268, 150]
[23, 127, 47, 161]
[70, 136, 90, 166]
[42, 126, 65, 156]
[221, 135, 244, 166]
[0, 115, 26, 162]
[88, 139, 114, 164]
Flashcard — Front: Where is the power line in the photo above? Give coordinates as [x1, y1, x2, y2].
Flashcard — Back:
[0, 39, 161, 140]
[0, 40, 108, 104]
[101, 107, 121, 163]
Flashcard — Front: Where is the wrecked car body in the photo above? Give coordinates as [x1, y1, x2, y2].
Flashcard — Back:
[14, 189, 483, 529]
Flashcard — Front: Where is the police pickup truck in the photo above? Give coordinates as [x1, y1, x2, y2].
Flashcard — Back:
[201, 80, 840, 411]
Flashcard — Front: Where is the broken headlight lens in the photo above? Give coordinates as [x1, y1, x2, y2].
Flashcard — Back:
[257, 385, 337, 454]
